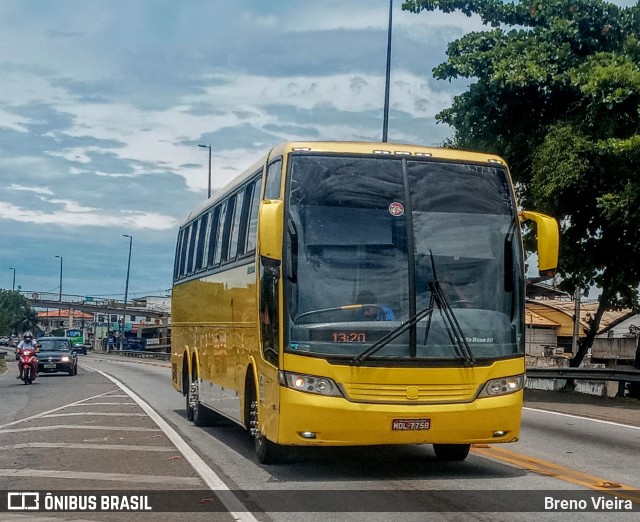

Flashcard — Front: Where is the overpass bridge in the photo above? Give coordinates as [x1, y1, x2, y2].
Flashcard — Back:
[18, 291, 169, 318]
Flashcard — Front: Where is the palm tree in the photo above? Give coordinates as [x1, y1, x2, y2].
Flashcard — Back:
[12, 305, 39, 335]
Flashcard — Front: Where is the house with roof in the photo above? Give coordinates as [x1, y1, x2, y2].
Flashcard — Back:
[37, 309, 94, 335]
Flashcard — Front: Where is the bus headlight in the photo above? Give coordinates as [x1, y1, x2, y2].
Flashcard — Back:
[478, 375, 524, 398]
[279, 371, 344, 397]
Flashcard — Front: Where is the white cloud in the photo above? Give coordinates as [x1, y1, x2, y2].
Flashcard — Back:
[8, 184, 54, 195]
[0, 201, 177, 230]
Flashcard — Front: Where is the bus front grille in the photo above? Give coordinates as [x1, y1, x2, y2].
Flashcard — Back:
[342, 382, 478, 403]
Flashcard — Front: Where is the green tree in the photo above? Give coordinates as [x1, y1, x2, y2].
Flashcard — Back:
[0, 290, 39, 335]
[403, 0, 640, 367]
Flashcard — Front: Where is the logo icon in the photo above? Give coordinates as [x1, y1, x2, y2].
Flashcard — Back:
[7, 492, 40, 511]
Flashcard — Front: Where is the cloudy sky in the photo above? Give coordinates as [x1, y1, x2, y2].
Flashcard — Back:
[1, 1, 631, 301]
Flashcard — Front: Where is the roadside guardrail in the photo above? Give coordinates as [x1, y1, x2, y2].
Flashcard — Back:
[103, 350, 170, 361]
[526, 367, 640, 383]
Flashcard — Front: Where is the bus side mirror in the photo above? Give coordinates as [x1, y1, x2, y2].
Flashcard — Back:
[258, 199, 284, 262]
[519, 210, 560, 279]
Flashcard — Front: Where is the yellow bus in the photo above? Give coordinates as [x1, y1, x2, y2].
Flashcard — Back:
[171, 141, 559, 464]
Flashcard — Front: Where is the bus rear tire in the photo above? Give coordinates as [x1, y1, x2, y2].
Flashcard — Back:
[186, 369, 220, 427]
[433, 443, 471, 461]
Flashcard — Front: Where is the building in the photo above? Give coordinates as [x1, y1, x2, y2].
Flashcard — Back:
[37, 309, 94, 334]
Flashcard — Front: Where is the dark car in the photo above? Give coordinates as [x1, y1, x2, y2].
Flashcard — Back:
[73, 342, 87, 355]
[36, 337, 78, 376]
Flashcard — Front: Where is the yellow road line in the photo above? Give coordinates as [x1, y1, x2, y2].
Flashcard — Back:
[472, 444, 640, 505]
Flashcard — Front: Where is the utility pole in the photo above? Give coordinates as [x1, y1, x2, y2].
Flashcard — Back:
[198, 144, 212, 198]
[571, 287, 581, 356]
[382, 0, 393, 142]
[121, 235, 133, 350]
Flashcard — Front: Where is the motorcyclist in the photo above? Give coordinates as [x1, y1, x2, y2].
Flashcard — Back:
[16, 332, 38, 380]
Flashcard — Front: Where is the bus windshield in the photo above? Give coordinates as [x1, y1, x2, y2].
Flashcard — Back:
[285, 154, 524, 363]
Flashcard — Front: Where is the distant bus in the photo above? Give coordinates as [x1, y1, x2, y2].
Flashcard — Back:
[65, 329, 84, 347]
[170, 141, 559, 464]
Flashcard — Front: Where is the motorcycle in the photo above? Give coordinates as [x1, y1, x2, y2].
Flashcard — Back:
[18, 348, 38, 385]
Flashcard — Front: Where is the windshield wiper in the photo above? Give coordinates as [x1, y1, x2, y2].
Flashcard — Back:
[351, 252, 476, 366]
[350, 305, 435, 365]
[429, 279, 475, 366]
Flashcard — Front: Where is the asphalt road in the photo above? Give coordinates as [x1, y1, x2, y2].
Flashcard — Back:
[0, 353, 639, 521]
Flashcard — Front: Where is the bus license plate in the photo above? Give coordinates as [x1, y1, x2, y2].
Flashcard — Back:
[392, 418, 431, 431]
[44, 363, 56, 369]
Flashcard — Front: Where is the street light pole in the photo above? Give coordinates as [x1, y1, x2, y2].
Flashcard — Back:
[198, 144, 212, 198]
[121, 234, 133, 350]
[9, 267, 15, 291]
[54, 256, 63, 301]
[382, 0, 393, 143]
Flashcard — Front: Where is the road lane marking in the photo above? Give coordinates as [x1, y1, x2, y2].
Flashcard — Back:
[524, 406, 640, 430]
[0, 425, 161, 434]
[96, 369, 259, 522]
[66, 402, 137, 406]
[0, 442, 175, 451]
[472, 445, 640, 505]
[0, 390, 117, 429]
[0, 468, 201, 485]
[41, 412, 147, 418]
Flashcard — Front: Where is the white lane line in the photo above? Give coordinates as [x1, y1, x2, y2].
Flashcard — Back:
[0, 390, 117, 430]
[0, 442, 175, 452]
[523, 406, 640, 430]
[0, 425, 161, 434]
[41, 412, 147, 418]
[0, 468, 201, 485]
[66, 402, 136, 406]
[96, 369, 259, 522]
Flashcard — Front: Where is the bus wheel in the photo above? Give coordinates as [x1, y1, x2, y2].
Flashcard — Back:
[187, 375, 218, 427]
[433, 444, 471, 462]
[185, 368, 194, 421]
[248, 389, 284, 464]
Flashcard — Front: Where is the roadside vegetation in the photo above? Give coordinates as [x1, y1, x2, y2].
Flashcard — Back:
[0, 290, 39, 337]
[403, 0, 640, 367]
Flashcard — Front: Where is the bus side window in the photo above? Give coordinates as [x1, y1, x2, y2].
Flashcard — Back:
[260, 256, 280, 366]
[178, 225, 190, 278]
[174, 229, 184, 280]
[244, 178, 262, 254]
[227, 190, 245, 262]
[206, 206, 221, 268]
[212, 201, 227, 267]
[265, 158, 282, 200]
[186, 221, 198, 274]
[194, 213, 209, 271]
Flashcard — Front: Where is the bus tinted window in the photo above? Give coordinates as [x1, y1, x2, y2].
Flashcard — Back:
[245, 178, 262, 253]
[213, 201, 228, 266]
[195, 213, 209, 271]
[173, 229, 183, 280]
[206, 206, 221, 267]
[178, 227, 189, 278]
[265, 159, 282, 199]
[227, 191, 244, 261]
[186, 222, 198, 274]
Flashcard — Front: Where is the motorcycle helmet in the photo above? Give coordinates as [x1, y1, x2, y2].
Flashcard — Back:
[23, 332, 33, 341]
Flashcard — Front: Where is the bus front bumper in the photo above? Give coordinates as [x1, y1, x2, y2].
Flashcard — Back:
[276, 388, 522, 446]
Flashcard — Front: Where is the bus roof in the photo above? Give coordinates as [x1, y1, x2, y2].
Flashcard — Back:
[181, 141, 508, 225]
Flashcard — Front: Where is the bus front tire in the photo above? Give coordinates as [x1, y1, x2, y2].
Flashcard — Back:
[433, 444, 471, 462]
[246, 384, 284, 464]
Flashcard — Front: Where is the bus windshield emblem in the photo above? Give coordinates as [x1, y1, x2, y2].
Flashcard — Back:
[388, 202, 404, 216]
